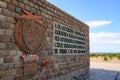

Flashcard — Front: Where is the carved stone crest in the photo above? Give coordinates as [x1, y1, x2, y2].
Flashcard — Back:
[15, 9, 45, 54]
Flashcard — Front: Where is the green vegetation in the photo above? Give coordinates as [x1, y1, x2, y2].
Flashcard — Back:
[90, 53, 120, 61]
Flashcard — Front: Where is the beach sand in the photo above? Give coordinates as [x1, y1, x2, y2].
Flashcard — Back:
[90, 57, 120, 71]
[90, 57, 120, 80]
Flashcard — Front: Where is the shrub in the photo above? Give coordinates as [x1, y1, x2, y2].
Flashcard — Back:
[103, 56, 108, 61]
[90, 53, 120, 61]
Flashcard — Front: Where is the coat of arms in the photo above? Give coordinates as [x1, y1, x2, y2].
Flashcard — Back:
[15, 9, 45, 54]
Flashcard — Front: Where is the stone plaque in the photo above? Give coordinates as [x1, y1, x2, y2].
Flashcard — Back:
[53, 22, 86, 54]
[23, 62, 38, 76]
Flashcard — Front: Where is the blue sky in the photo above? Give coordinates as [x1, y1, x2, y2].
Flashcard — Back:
[48, 0, 120, 53]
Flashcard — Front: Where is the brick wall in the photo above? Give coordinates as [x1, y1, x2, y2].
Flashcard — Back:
[0, 0, 89, 80]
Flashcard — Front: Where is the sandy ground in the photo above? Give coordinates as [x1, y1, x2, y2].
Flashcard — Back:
[90, 57, 120, 71]
[90, 62, 120, 71]
[90, 57, 120, 80]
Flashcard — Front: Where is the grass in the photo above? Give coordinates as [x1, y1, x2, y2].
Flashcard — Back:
[90, 53, 120, 61]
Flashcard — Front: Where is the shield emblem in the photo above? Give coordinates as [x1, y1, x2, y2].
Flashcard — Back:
[23, 20, 44, 52]
[15, 9, 45, 54]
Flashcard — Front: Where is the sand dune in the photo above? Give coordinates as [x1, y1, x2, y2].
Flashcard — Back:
[90, 57, 120, 71]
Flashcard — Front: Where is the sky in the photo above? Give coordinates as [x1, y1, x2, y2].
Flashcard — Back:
[47, 0, 120, 53]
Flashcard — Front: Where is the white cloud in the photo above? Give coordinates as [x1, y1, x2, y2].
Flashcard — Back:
[90, 32, 120, 44]
[90, 32, 120, 52]
[85, 20, 112, 28]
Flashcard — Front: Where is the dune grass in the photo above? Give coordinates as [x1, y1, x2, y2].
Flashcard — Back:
[90, 53, 120, 61]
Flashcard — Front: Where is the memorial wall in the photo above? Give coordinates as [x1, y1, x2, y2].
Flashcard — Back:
[0, 0, 89, 80]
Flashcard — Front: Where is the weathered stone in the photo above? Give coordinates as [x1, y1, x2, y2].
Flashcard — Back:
[16, 69, 23, 76]
[10, 50, 17, 57]
[4, 57, 13, 63]
[3, 0, 11, 3]
[23, 62, 38, 76]
[38, 1, 42, 6]
[0, 1, 7, 8]
[16, 50, 23, 56]
[29, 2, 34, 7]
[8, 64, 14, 70]
[9, 23, 15, 29]
[4, 29, 13, 35]
[23, 0, 29, 4]
[9, 70, 17, 77]
[34, 4, 39, 9]
[37, 10, 40, 15]
[46, 37, 50, 41]
[10, 37, 16, 44]
[8, 4, 15, 11]
[0, 8, 2, 14]
[0, 35, 11, 43]
[11, 0, 18, 6]
[19, 2, 25, 8]
[32, 0, 37, 3]
[0, 29, 4, 35]
[25, 5, 30, 11]
[0, 21, 10, 29]
[41, 0, 45, 3]
[0, 15, 7, 21]
[7, 17, 16, 23]
[13, 56, 19, 62]
[6, 43, 15, 50]
[14, 76, 23, 80]
[0, 58, 3, 64]
[0, 50, 10, 57]
[31, 7, 37, 13]
[11, 11, 18, 18]
[0, 71, 10, 79]
[2, 9, 12, 17]
[15, 7, 22, 14]
[0, 43, 6, 50]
